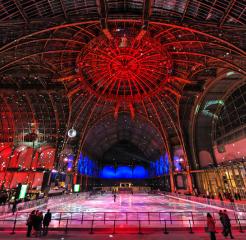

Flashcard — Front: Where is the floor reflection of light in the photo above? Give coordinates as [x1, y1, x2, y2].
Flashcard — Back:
[119, 194, 122, 206]
[2, 193, 246, 228]
[129, 195, 132, 207]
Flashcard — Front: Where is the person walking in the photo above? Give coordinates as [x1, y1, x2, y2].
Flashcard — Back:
[223, 210, 234, 239]
[43, 209, 52, 236]
[207, 213, 216, 240]
[26, 210, 35, 237]
[113, 194, 117, 202]
[219, 210, 226, 236]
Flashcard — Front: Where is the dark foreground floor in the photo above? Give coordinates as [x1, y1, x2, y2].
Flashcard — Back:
[0, 230, 245, 240]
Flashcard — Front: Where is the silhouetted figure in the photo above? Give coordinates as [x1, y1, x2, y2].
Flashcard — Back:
[33, 210, 39, 237]
[113, 194, 117, 202]
[26, 210, 35, 237]
[33, 210, 43, 237]
[207, 212, 216, 240]
[43, 209, 52, 236]
[223, 210, 234, 239]
[219, 210, 226, 236]
[12, 200, 17, 215]
[218, 192, 223, 201]
[237, 192, 241, 201]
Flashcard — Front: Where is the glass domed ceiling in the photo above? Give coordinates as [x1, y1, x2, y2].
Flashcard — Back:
[77, 28, 172, 102]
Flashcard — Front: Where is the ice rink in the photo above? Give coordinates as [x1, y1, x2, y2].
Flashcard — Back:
[1, 193, 245, 230]
[46, 193, 226, 212]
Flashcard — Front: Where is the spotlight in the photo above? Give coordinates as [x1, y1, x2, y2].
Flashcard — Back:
[68, 128, 77, 138]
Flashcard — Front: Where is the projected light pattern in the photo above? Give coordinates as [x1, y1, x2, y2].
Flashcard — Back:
[100, 165, 149, 179]
[150, 154, 169, 177]
[77, 153, 98, 176]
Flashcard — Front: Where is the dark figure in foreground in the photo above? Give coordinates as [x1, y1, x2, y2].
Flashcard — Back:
[12, 200, 17, 215]
[26, 210, 35, 237]
[33, 210, 43, 237]
[43, 209, 52, 236]
[113, 194, 117, 202]
[223, 210, 234, 239]
[219, 210, 226, 236]
[207, 213, 216, 240]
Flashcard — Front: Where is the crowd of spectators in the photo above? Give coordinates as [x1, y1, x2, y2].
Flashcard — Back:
[207, 209, 234, 240]
[26, 209, 52, 237]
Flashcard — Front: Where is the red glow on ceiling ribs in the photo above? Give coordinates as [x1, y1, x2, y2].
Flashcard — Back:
[77, 29, 172, 103]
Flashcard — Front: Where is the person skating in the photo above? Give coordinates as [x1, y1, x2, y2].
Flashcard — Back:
[113, 194, 117, 202]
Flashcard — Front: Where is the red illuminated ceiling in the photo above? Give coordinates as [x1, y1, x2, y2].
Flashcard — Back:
[0, 20, 245, 151]
[0, 0, 245, 162]
[77, 29, 172, 102]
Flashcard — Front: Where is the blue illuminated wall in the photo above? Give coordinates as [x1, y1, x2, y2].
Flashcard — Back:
[173, 147, 185, 172]
[100, 165, 149, 179]
[67, 154, 74, 170]
[150, 153, 169, 177]
[77, 153, 98, 177]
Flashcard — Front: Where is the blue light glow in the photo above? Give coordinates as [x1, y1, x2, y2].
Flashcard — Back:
[67, 154, 74, 170]
[77, 153, 98, 176]
[150, 153, 169, 177]
[100, 165, 148, 179]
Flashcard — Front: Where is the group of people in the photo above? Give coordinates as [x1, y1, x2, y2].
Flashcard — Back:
[217, 191, 241, 202]
[26, 209, 52, 237]
[207, 210, 234, 240]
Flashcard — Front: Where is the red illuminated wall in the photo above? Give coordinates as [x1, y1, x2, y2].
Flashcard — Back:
[199, 150, 214, 168]
[0, 143, 55, 189]
[0, 143, 12, 171]
[213, 137, 246, 163]
[37, 146, 56, 169]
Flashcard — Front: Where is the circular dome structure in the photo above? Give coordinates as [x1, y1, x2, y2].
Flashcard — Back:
[77, 29, 172, 102]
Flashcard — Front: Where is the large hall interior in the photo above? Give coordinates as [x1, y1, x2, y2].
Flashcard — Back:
[0, 0, 246, 239]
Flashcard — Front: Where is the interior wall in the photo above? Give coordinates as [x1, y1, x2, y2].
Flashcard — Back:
[213, 137, 246, 163]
